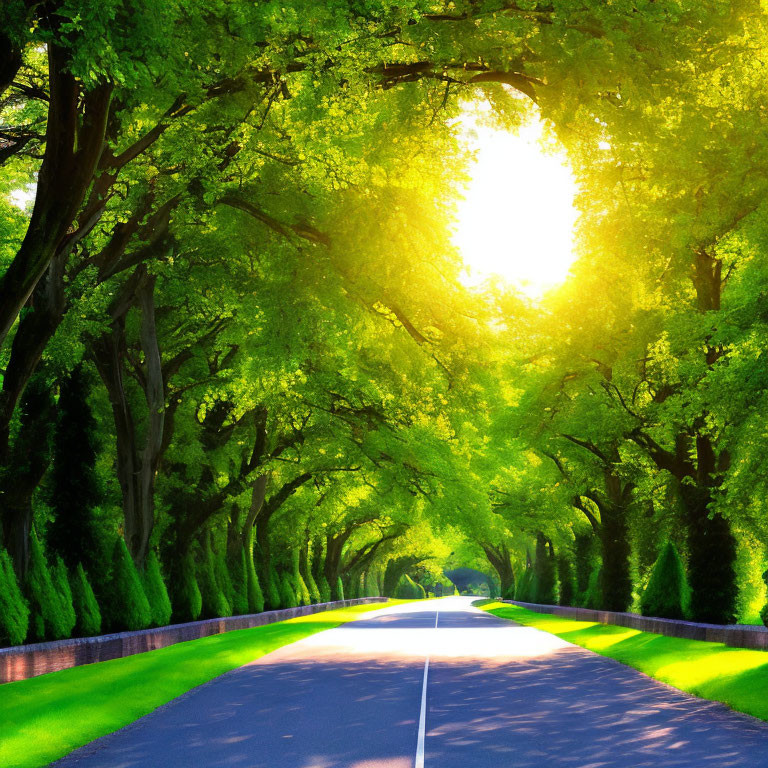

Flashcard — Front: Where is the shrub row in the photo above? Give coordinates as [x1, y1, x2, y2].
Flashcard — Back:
[0, 532, 343, 647]
[515, 540, 697, 622]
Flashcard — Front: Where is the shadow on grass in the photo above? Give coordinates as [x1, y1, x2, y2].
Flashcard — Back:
[484, 602, 768, 723]
[0, 604, 387, 768]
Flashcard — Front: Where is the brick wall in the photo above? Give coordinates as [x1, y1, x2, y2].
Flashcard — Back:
[0, 597, 388, 684]
[504, 600, 768, 651]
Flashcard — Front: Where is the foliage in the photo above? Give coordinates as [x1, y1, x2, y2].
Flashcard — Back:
[172, 553, 202, 623]
[317, 575, 331, 604]
[639, 541, 690, 620]
[46, 365, 103, 580]
[582, 566, 603, 611]
[51, 557, 77, 639]
[227, 548, 249, 616]
[265, 566, 282, 612]
[105, 538, 152, 632]
[0, 548, 28, 645]
[532, 533, 557, 605]
[557, 556, 575, 607]
[25, 531, 75, 641]
[515, 569, 534, 603]
[395, 574, 426, 600]
[142, 551, 172, 628]
[278, 572, 298, 609]
[70, 563, 101, 637]
[245, 551, 264, 614]
[763, 570, 768, 629]
[197, 539, 232, 620]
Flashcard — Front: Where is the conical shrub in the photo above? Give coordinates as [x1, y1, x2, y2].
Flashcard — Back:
[291, 550, 311, 605]
[172, 552, 202, 622]
[70, 563, 101, 637]
[364, 571, 380, 597]
[228, 547, 249, 615]
[557, 556, 575, 607]
[26, 530, 75, 641]
[245, 549, 264, 613]
[514, 569, 534, 602]
[761, 569, 768, 629]
[640, 541, 690, 620]
[395, 574, 423, 599]
[532, 533, 557, 604]
[300, 549, 321, 604]
[264, 564, 281, 610]
[293, 572, 311, 605]
[0, 548, 29, 645]
[212, 546, 234, 609]
[317, 573, 331, 603]
[142, 550, 172, 627]
[335, 576, 345, 601]
[51, 557, 77, 639]
[106, 538, 151, 631]
[279, 571, 298, 608]
[197, 539, 231, 619]
[583, 565, 602, 609]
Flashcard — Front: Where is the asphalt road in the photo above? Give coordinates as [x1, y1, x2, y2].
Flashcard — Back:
[54, 597, 768, 768]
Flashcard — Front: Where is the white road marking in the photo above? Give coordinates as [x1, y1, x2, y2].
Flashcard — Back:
[415, 610, 438, 768]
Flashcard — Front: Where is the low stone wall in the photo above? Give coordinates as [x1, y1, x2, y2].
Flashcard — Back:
[503, 600, 768, 651]
[0, 597, 388, 684]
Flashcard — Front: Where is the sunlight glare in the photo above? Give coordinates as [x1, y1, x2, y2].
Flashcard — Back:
[452, 105, 578, 299]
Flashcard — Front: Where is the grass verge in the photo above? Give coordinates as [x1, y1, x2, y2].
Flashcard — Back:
[1, 601, 396, 768]
[480, 601, 768, 723]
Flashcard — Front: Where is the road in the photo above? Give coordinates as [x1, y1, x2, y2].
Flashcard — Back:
[54, 597, 768, 767]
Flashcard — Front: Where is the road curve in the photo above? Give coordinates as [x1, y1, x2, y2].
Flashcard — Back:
[53, 596, 768, 767]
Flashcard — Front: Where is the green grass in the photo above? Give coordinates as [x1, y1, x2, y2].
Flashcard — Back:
[1, 601, 396, 768]
[480, 601, 768, 722]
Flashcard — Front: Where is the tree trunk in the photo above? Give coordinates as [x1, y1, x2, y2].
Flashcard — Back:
[0, 47, 111, 350]
[0, 30, 23, 100]
[0, 252, 66, 467]
[481, 542, 515, 599]
[599, 472, 633, 612]
[682, 481, 737, 624]
[92, 273, 164, 567]
[0, 375, 55, 575]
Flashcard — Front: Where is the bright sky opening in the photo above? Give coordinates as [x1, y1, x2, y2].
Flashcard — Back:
[452, 105, 578, 299]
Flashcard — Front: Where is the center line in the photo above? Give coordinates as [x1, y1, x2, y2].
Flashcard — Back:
[415, 610, 438, 768]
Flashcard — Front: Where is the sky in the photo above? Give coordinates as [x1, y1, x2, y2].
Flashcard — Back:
[451, 105, 579, 299]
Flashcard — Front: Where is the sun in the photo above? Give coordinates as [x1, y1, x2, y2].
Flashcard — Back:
[452, 105, 578, 299]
